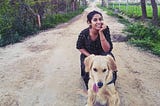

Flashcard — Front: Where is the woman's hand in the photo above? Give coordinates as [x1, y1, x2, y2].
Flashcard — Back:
[98, 23, 111, 52]
[99, 23, 107, 33]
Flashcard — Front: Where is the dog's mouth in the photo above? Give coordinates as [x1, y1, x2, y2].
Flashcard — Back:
[93, 83, 99, 93]
[93, 82, 103, 93]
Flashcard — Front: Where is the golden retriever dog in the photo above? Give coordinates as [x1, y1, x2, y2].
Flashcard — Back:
[84, 54, 120, 106]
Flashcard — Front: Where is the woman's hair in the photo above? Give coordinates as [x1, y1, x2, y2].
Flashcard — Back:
[87, 10, 103, 23]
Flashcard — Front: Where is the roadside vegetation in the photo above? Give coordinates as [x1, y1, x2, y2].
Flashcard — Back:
[107, 3, 160, 19]
[0, 0, 87, 47]
[98, 1, 160, 56]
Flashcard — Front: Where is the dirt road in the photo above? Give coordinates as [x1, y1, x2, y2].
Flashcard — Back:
[0, 2, 160, 106]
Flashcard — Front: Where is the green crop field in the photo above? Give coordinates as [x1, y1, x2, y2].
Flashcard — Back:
[109, 3, 160, 18]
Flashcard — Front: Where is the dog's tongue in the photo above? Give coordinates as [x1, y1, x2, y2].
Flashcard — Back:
[93, 83, 98, 93]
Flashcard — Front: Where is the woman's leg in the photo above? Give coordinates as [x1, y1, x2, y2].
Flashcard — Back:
[80, 55, 89, 89]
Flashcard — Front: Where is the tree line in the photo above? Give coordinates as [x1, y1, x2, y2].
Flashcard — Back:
[100, 0, 159, 25]
[0, 0, 87, 46]
[141, 0, 158, 25]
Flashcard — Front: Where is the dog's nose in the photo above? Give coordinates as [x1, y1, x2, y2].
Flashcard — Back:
[97, 82, 103, 88]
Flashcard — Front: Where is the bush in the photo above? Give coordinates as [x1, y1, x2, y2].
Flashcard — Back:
[0, 1, 39, 46]
[41, 7, 85, 30]
[0, 31, 22, 46]
[126, 23, 160, 56]
[151, 43, 160, 55]
[126, 23, 160, 42]
[0, 0, 86, 47]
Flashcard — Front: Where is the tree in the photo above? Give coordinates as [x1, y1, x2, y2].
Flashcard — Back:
[105, 0, 109, 8]
[70, 0, 78, 11]
[150, 0, 158, 25]
[140, 0, 147, 20]
[101, 0, 106, 7]
[80, 0, 87, 6]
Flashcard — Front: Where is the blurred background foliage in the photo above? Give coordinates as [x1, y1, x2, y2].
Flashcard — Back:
[0, 0, 87, 46]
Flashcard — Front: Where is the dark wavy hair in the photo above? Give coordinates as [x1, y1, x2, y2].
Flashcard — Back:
[87, 10, 103, 23]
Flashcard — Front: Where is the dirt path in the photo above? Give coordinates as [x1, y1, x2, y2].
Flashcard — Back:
[0, 2, 160, 106]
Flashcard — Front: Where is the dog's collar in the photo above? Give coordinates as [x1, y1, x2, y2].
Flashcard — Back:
[107, 71, 117, 85]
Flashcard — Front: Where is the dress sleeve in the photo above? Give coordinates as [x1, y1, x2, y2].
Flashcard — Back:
[76, 34, 85, 49]
[103, 26, 113, 52]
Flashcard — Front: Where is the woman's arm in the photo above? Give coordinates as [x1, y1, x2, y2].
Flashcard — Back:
[76, 29, 91, 56]
[99, 25, 111, 52]
[79, 49, 91, 57]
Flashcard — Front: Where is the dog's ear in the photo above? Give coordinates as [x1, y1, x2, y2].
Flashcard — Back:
[106, 55, 117, 71]
[84, 54, 95, 72]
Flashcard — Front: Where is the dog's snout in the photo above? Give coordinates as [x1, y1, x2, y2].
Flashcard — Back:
[97, 82, 103, 88]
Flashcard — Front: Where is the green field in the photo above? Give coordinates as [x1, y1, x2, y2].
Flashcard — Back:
[109, 3, 160, 18]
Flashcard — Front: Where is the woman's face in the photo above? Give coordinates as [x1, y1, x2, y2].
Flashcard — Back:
[90, 14, 103, 31]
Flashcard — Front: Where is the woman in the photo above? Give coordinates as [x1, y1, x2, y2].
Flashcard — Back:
[76, 10, 116, 89]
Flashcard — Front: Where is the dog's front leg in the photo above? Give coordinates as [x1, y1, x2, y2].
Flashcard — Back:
[108, 93, 120, 106]
[86, 89, 95, 106]
[114, 92, 120, 106]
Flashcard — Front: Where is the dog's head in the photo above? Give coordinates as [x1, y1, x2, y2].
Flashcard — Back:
[84, 54, 117, 88]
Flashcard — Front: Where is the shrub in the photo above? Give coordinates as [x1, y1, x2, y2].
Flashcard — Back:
[41, 7, 85, 30]
[0, 31, 22, 46]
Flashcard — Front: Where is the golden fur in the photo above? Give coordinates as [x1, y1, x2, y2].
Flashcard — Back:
[84, 55, 120, 106]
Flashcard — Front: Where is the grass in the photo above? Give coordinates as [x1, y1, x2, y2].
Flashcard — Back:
[108, 3, 160, 19]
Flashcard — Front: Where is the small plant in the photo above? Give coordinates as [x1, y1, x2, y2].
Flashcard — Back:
[125, 23, 160, 56]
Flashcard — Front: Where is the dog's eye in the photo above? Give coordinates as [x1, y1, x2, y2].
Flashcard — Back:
[93, 68, 97, 72]
[103, 69, 107, 72]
